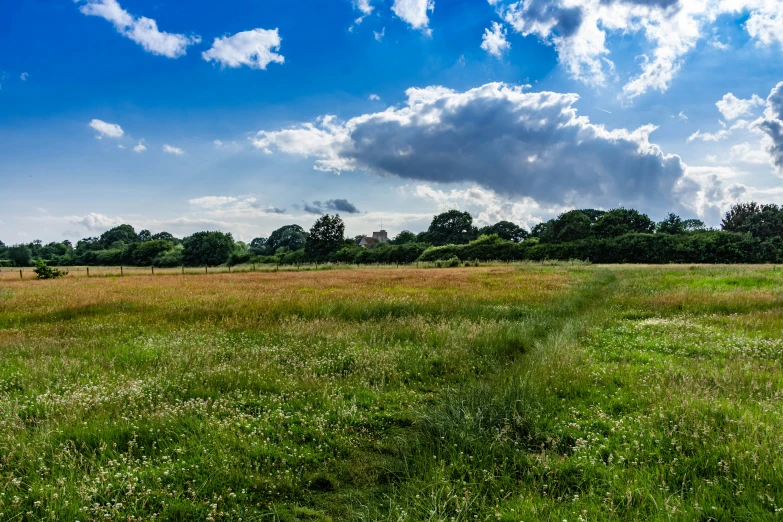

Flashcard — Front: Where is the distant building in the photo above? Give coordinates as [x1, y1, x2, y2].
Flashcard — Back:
[359, 230, 389, 247]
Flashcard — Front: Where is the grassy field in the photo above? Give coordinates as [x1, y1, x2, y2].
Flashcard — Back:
[0, 264, 782, 521]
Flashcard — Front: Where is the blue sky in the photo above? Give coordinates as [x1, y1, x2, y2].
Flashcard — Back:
[1, 0, 783, 243]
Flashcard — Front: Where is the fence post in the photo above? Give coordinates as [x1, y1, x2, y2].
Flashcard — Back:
[152, 266, 155, 276]
[87, 267, 90, 277]
[228, 264, 231, 273]
[20, 269, 23, 280]
[252, 263, 255, 272]
[121, 266, 123, 276]
[182, 265, 184, 275]
[205, 265, 208, 274]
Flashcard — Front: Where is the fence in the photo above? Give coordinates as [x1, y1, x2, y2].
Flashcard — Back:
[0, 261, 457, 280]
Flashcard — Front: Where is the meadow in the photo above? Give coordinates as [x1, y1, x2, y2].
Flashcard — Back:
[0, 264, 782, 521]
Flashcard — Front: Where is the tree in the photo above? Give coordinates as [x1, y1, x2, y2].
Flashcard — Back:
[138, 229, 152, 242]
[479, 220, 529, 242]
[682, 219, 706, 232]
[100, 224, 139, 248]
[427, 210, 476, 246]
[657, 213, 685, 234]
[391, 230, 418, 245]
[182, 231, 234, 267]
[152, 232, 178, 243]
[7, 245, 32, 267]
[306, 214, 345, 261]
[551, 211, 592, 243]
[132, 240, 172, 266]
[721, 202, 783, 239]
[593, 208, 655, 238]
[266, 225, 308, 254]
[721, 202, 761, 233]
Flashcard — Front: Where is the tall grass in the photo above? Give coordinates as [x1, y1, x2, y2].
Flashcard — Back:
[0, 265, 781, 520]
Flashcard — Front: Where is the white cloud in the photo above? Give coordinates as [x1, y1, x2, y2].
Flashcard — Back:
[189, 196, 238, 208]
[481, 22, 510, 58]
[20, 72, 29, 81]
[678, 111, 688, 121]
[392, 0, 434, 33]
[163, 144, 184, 155]
[71, 212, 125, 231]
[89, 119, 124, 139]
[354, 0, 374, 15]
[133, 140, 146, 153]
[214, 139, 224, 147]
[729, 142, 769, 164]
[374, 27, 386, 41]
[743, 3, 783, 46]
[687, 119, 749, 142]
[255, 82, 688, 214]
[202, 28, 284, 70]
[716, 92, 764, 120]
[410, 184, 564, 230]
[369, 94, 381, 101]
[76, 0, 200, 58]
[490, 0, 783, 101]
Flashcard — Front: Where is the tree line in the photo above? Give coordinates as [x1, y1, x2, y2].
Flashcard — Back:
[2, 202, 783, 268]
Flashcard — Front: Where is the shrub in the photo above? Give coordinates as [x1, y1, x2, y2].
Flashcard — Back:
[32, 259, 68, 279]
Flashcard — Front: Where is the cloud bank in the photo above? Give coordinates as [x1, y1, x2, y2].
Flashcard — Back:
[254, 82, 687, 214]
[488, 0, 783, 100]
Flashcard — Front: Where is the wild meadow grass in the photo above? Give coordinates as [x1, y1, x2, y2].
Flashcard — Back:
[0, 264, 781, 520]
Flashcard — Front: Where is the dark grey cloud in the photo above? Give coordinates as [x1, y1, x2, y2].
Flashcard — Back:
[300, 199, 360, 215]
[756, 82, 783, 171]
[257, 83, 689, 215]
[325, 199, 360, 213]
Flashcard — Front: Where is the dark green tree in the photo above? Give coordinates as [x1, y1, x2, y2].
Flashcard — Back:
[552, 210, 592, 243]
[682, 219, 706, 231]
[132, 240, 172, 266]
[306, 214, 345, 261]
[593, 208, 655, 238]
[427, 210, 476, 246]
[479, 220, 529, 242]
[721, 202, 761, 233]
[657, 213, 685, 234]
[100, 224, 139, 248]
[266, 225, 308, 254]
[7, 245, 32, 267]
[182, 231, 234, 266]
[391, 230, 418, 245]
[138, 229, 153, 242]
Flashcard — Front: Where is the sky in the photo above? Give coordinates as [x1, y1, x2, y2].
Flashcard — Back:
[1, 0, 783, 244]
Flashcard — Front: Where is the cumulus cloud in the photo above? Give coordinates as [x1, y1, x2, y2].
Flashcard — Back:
[71, 212, 125, 231]
[301, 199, 361, 214]
[716, 93, 764, 120]
[162, 144, 184, 155]
[481, 22, 510, 57]
[392, 0, 434, 33]
[89, 119, 124, 139]
[75, 0, 200, 58]
[369, 94, 381, 101]
[755, 81, 783, 173]
[374, 27, 386, 41]
[189, 196, 238, 208]
[255, 82, 688, 214]
[20, 72, 29, 81]
[202, 28, 285, 70]
[354, 0, 374, 15]
[133, 140, 146, 153]
[489, 0, 783, 101]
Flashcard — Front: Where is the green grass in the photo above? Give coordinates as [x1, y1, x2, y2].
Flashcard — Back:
[0, 265, 782, 521]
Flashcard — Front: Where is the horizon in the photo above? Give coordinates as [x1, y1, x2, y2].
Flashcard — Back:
[2, 0, 783, 244]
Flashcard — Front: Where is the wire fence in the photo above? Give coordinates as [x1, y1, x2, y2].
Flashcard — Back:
[0, 261, 461, 281]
